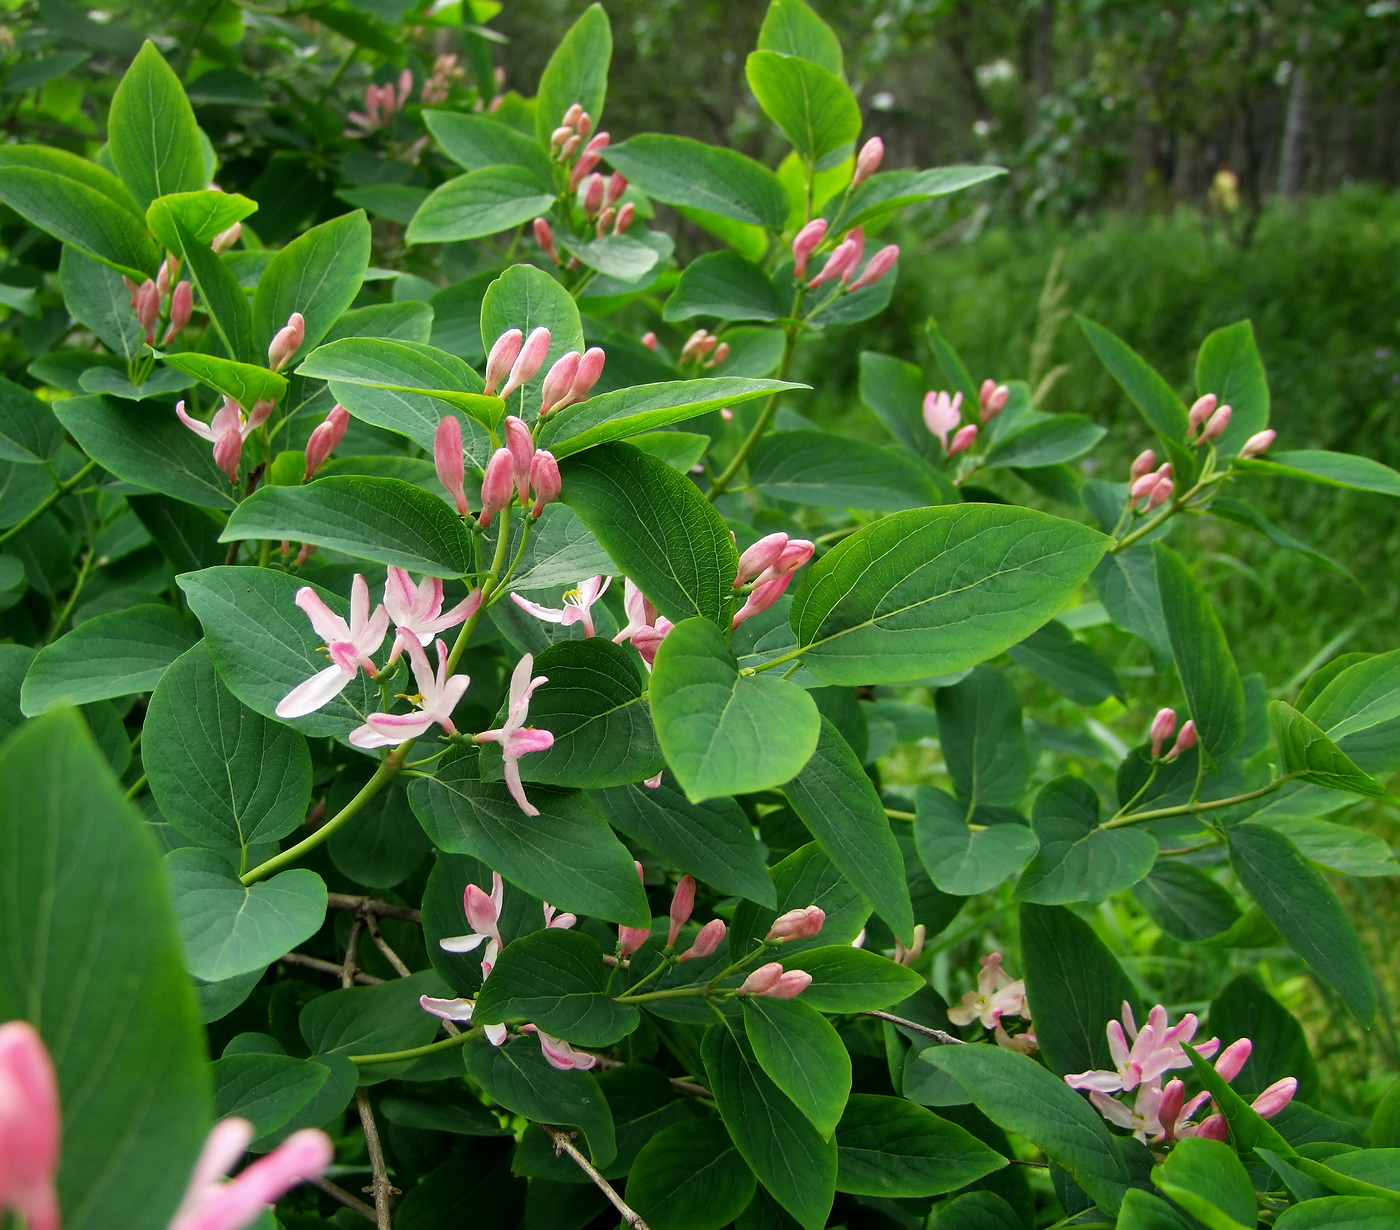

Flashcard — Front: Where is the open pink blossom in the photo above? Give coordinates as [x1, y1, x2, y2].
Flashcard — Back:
[439, 871, 504, 975]
[511, 575, 611, 638]
[0, 1020, 59, 1230]
[383, 567, 482, 664]
[176, 397, 275, 482]
[614, 578, 673, 666]
[922, 390, 963, 451]
[276, 575, 389, 718]
[349, 638, 469, 748]
[475, 654, 554, 816]
[947, 952, 1028, 1030]
[543, 902, 577, 930]
[1065, 1002, 1218, 1094]
[523, 1026, 597, 1071]
[1089, 1083, 1167, 1143]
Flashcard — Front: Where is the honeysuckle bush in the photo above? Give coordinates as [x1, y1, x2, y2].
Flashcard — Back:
[2, 4, 1400, 1230]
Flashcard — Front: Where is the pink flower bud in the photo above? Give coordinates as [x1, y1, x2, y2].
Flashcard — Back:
[606, 171, 628, 205]
[806, 233, 861, 288]
[1195, 1114, 1229, 1141]
[614, 202, 636, 233]
[979, 382, 1010, 422]
[765, 970, 813, 999]
[845, 243, 900, 292]
[1130, 472, 1159, 501]
[213, 427, 244, 482]
[1251, 1077, 1297, 1119]
[1238, 429, 1276, 459]
[550, 125, 574, 152]
[559, 133, 581, 161]
[582, 172, 606, 218]
[540, 350, 582, 416]
[1147, 475, 1174, 508]
[434, 416, 470, 516]
[738, 962, 785, 995]
[1213, 1038, 1253, 1083]
[853, 136, 884, 187]
[731, 574, 794, 628]
[583, 131, 609, 157]
[720, 407, 734, 422]
[478, 447, 515, 527]
[1166, 720, 1197, 760]
[735, 533, 789, 588]
[679, 329, 715, 365]
[533, 218, 558, 265]
[576, 113, 593, 139]
[0, 1020, 61, 1230]
[618, 924, 650, 958]
[948, 423, 979, 456]
[268, 311, 305, 371]
[135, 278, 160, 340]
[595, 206, 617, 237]
[162, 280, 193, 344]
[766, 538, 815, 580]
[1130, 448, 1157, 480]
[679, 918, 726, 962]
[304, 404, 350, 480]
[528, 450, 561, 515]
[640, 331, 658, 351]
[500, 326, 551, 399]
[705, 341, 730, 367]
[1198, 404, 1232, 444]
[398, 67, 414, 107]
[667, 875, 696, 948]
[1188, 393, 1218, 433]
[630, 623, 671, 666]
[571, 347, 606, 401]
[504, 414, 534, 501]
[294, 542, 317, 567]
[484, 328, 525, 396]
[156, 253, 176, 298]
[562, 103, 584, 129]
[211, 220, 242, 253]
[791, 218, 829, 279]
[766, 905, 825, 942]
[1149, 707, 1177, 757]
[123, 274, 139, 307]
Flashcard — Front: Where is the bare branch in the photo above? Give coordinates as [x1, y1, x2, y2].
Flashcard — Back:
[865, 1010, 964, 1047]
[281, 951, 383, 985]
[543, 1126, 651, 1230]
[328, 892, 422, 923]
[355, 1088, 398, 1229]
[366, 916, 413, 978]
[310, 1175, 378, 1222]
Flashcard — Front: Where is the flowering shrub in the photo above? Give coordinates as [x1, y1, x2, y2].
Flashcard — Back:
[1, 3, 1400, 1229]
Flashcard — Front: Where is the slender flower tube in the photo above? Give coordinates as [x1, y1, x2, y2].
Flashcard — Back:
[678, 918, 726, 962]
[383, 566, 482, 663]
[614, 202, 636, 233]
[478, 448, 516, 527]
[267, 311, 305, 372]
[1149, 708, 1177, 757]
[582, 172, 606, 218]
[500, 327, 551, 399]
[571, 347, 606, 401]
[0, 1020, 60, 1230]
[434, 415, 469, 516]
[806, 231, 862, 288]
[791, 218, 828, 279]
[276, 575, 390, 718]
[303, 405, 349, 480]
[1238, 429, 1276, 458]
[766, 905, 825, 942]
[853, 136, 884, 187]
[168, 1122, 333, 1230]
[475, 654, 555, 816]
[528, 450, 561, 515]
[211, 221, 241, 253]
[511, 575, 612, 637]
[606, 171, 628, 204]
[923, 391, 963, 450]
[667, 875, 696, 947]
[163, 280, 194, 344]
[533, 217, 559, 264]
[504, 415, 534, 502]
[845, 244, 899, 292]
[136, 278, 160, 342]
[350, 638, 470, 748]
[948, 423, 979, 457]
[484, 328, 525, 396]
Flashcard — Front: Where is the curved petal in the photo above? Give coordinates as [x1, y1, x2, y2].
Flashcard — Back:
[349, 711, 436, 748]
[510, 594, 565, 624]
[420, 995, 476, 1021]
[502, 756, 539, 816]
[294, 587, 351, 645]
[438, 933, 488, 954]
[276, 665, 352, 718]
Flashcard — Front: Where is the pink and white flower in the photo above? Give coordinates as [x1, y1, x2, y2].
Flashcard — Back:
[439, 871, 504, 976]
[1065, 1002, 1218, 1094]
[349, 638, 469, 748]
[383, 567, 482, 665]
[276, 575, 389, 719]
[511, 575, 611, 638]
[523, 1026, 597, 1071]
[922, 390, 964, 452]
[947, 952, 1028, 1030]
[474, 654, 555, 816]
[176, 397, 275, 483]
[613, 578, 673, 666]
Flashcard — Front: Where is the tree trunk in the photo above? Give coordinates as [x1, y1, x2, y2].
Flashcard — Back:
[1277, 33, 1311, 198]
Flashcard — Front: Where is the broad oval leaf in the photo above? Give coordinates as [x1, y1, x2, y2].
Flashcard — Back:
[607, 134, 789, 229]
[749, 430, 945, 509]
[984, 415, 1106, 470]
[107, 41, 208, 208]
[160, 352, 287, 411]
[1269, 699, 1393, 800]
[914, 786, 1038, 897]
[423, 110, 554, 185]
[834, 1094, 1006, 1197]
[775, 945, 923, 1013]
[663, 250, 785, 323]
[790, 505, 1110, 685]
[1196, 319, 1270, 459]
[1017, 777, 1157, 905]
[146, 190, 258, 252]
[757, 0, 844, 72]
[0, 375, 62, 464]
[626, 1118, 757, 1230]
[745, 50, 861, 164]
[743, 996, 851, 1139]
[835, 166, 1006, 231]
[407, 167, 556, 244]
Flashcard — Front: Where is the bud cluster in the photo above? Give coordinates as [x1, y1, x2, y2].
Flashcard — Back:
[1128, 449, 1174, 510]
[123, 254, 193, 347]
[1148, 708, 1197, 761]
[345, 69, 414, 138]
[732, 532, 816, 628]
[798, 222, 899, 295]
[419, 53, 465, 106]
[679, 329, 730, 370]
[922, 377, 1008, 459]
[551, 103, 612, 193]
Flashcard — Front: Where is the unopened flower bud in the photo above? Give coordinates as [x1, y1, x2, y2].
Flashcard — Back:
[500, 326, 551, 399]
[765, 970, 813, 999]
[667, 875, 696, 948]
[504, 414, 534, 501]
[533, 218, 558, 265]
[1130, 472, 1160, 501]
[478, 448, 516, 527]
[540, 350, 582, 416]
[845, 243, 899, 292]
[582, 172, 606, 218]
[765, 538, 814, 580]
[213, 427, 244, 482]
[678, 918, 726, 962]
[807, 232, 861, 288]
[853, 136, 884, 187]
[640, 331, 658, 351]
[1238, 429, 1276, 459]
[791, 218, 828, 280]
[614, 202, 635, 233]
[1166, 719, 1197, 760]
[705, 341, 730, 367]
[135, 279, 160, 341]
[162, 280, 193, 344]
[736, 533, 789, 587]
[606, 171, 628, 205]
[528, 450, 561, 515]
[766, 905, 825, 942]
[948, 423, 978, 456]
[595, 207, 617, 237]
[304, 404, 349, 479]
[268, 311, 305, 371]
[679, 329, 716, 365]
[1214, 1038, 1253, 1083]
[1198, 404, 1232, 444]
[1149, 707, 1177, 757]
[562, 103, 584, 129]
[571, 347, 606, 401]
[618, 923, 650, 958]
[979, 381, 1010, 422]
[731, 574, 794, 628]
[248, 398, 276, 433]
[1196, 1115, 1229, 1141]
[550, 125, 574, 152]
[1188, 393, 1218, 433]
[559, 133, 581, 161]
[485, 328, 525, 396]
[1147, 475, 1174, 508]
[894, 923, 926, 967]
[434, 415, 469, 516]
[576, 112, 593, 139]
[738, 962, 785, 995]
[211, 220, 241, 253]
[1252, 1077, 1298, 1119]
[156, 253, 177, 299]
[1130, 448, 1157, 480]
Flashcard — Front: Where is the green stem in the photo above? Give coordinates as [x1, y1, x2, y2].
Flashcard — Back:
[123, 773, 148, 802]
[0, 460, 96, 546]
[1101, 776, 1294, 830]
[350, 1028, 476, 1066]
[241, 744, 413, 885]
[46, 548, 95, 644]
[615, 985, 708, 1005]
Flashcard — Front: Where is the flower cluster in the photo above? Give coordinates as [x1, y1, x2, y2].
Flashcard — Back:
[513, 574, 611, 637]
[421, 871, 595, 1070]
[549, 102, 610, 192]
[124, 254, 191, 347]
[419, 54, 465, 106]
[679, 329, 730, 370]
[0, 1020, 330, 1230]
[345, 69, 413, 137]
[732, 532, 816, 628]
[923, 378, 1009, 459]
[947, 952, 1034, 1052]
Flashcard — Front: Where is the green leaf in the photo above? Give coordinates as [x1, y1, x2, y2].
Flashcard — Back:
[1153, 1136, 1256, 1230]
[1227, 822, 1375, 1022]
[143, 643, 312, 856]
[560, 232, 663, 282]
[1182, 1044, 1295, 1156]
[0, 165, 159, 278]
[166, 847, 326, 981]
[922, 1044, 1133, 1213]
[703, 1021, 837, 1230]
[757, 0, 844, 73]
[1265, 816, 1400, 877]
[1078, 315, 1191, 458]
[212, 1052, 333, 1142]
[1093, 545, 1171, 664]
[0, 375, 61, 464]
[626, 1118, 758, 1230]
[663, 250, 785, 323]
[913, 786, 1038, 896]
[407, 167, 556, 243]
[1133, 862, 1241, 942]
[859, 350, 939, 461]
[1209, 496, 1355, 582]
[834, 1094, 1006, 1197]
[790, 505, 1110, 686]
[21, 603, 197, 713]
[177, 566, 379, 739]
[107, 42, 207, 208]
[533, 3, 613, 147]
[165, 216, 255, 364]
[146, 190, 257, 252]
[936, 665, 1033, 808]
[743, 996, 850, 1138]
[775, 944, 923, 1013]
[508, 503, 617, 591]
[560, 443, 737, 625]
[607, 135, 788, 229]
[1274, 1197, 1400, 1229]
[782, 716, 913, 940]
[474, 928, 640, 1045]
[59, 246, 143, 364]
[1302, 648, 1400, 773]
[1209, 973, 1320, 1105]
[336, 184, 428, 226]
[160, 351, 287, 412]
[1270, 700, 1393, 800]
[837, 166, 1007, 231]
[749, 430, 945, 510]
[0, 143, 142, 215]
[984, 415, 1106, 470]
[651, 617, 820, 802]
[1154, 542, 1247, 763]
[1020, 902, 1138, 1078]
[927, 1192, 1023, 1230]
[1233, 449, 1400, 498]
[1017, 777, 1157, 905]
[1007, 619, 1124, 705]
[328, 774, 430, 891]
[424, 110, 554, 185]
[745, 51, 861, 164]
[301, 969, 447, 1060]
[630, 430, 711, 472]
[926, 318, 979, 402]
[1196, 320, 1269, 459]
[479, 264, 585, 418]
[0, 710, 211, 1230]
[222, 476, 475, 576]
[1117, 1189, 1198, 1230]
[594, 775, 775, 906]
[539, 376, 801, 459]
[252, 211, 372, 366]
[408, 756, 650, 926]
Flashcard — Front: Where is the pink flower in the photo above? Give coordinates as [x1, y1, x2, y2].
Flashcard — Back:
[732, 575, 794, 629]
[1150, 708, 1177, 757]
[1198, 404, 1232, 444]
[434, 416, 469, 516]
[731, 535, 814, 629]
[504, 415, 534, 501]
[440, 870, 504, 970]
[484, 329, 524, 397]
[947, 953, 1028, 1030]
[640, 331, 658, 351]
[543, 902, 577, 930]
[383, 567, 482, 665]
[735, 533, 789, 588]
[846, 244, 899, 293]
[614, 579, 673, 666]
[738, 963, 811, 999]
[678, 919, 726, 962]
[135, 277, 160, 342]
[524, 1026, 597, 1071]
[349, 638, 470, 748]
[807, 228, 864, 288]
[1239, 429, 1276, 459]
[528, 451, 561, 516]
[667, 875, 696, 948]
[303, 404, 349, 480]
[1188, 394, 1218, 433]
[0, 1021, 60, 1230]
[1167, 721, 1197, 760]
[978, 380, 1010, 422]
[853, 136, 884, 187]
[267, 311, 305, 372]
[948, 423, 978, 457]
[511, 575, 612, 638]
[922, 390, 963, 450]
[500, 327, 551, 400]
[618, 860, 650, 956]
[571, 347, 606, 401]
[1065, 1003, 1218, 1095]
[766, 906, 825, 942]
[539, 351, 581, 416]
[163, 280, 193, 345]
[1089, 1083, 1167, 1143]
[533, 219, 559, 265]
[791, 219, 828, 280]
[475, 654, 555, 816]
[1130, 448, 1157, 480]
[276, 575, 390, 718]
[211, 221, 241, 253]
[177, 396, 276, 483]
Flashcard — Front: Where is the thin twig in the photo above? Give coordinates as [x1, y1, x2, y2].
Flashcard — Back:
[366, 917, 413, 978]
[865, 1010, 964, 1046]
[355, 1088, 397, 1230]
[310, 1175, 378, 1222]
[543, 1126, 651, 1230]
[340, 918, 366, 990]
[281, 951, 383, 985]
[328, 893, 422, 923]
